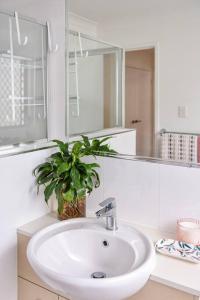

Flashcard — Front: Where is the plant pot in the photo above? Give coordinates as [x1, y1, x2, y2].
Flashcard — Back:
[58, 197, 86, 220]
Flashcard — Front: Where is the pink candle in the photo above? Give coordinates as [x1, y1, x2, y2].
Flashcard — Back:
[177, 218, 200, 245]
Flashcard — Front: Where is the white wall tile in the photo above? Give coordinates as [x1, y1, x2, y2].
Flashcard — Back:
[159, 164, 200, 233]
[86, 156, 104, 212]
[0, 149, 51, 300]
[88, 156, 200, 235]
[89, 157, 160, 228]
[0, 1, 65, 299]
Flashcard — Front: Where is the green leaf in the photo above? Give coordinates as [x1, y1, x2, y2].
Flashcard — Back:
[92, 169, 100, 188]
[76, 162, 87, 173]
[87, 163, 100, 169]
[70, 167, 80, 187]
[62, 189, 75, 202]
[81, 135, 90, 147]
[94, 145, 117, 156]
[36, 172, 53, 185]
[52, 140, 68, 154]
[33, 162, 52, 176]
[55, 182, 64, 214]
[85, 176, 93, 192]
[50, 152, 63, 165]
[44, 181, 57, 203]
[57, 162, 71, 175]
[72, 141, 83, 155]
[64, 172, 70, 180]
[91, 139, 100, 149]
[76, 187, 86, 199]
[99, 136, 112, 144]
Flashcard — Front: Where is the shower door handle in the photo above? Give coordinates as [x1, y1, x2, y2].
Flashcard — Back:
[131, 120, 142, 124]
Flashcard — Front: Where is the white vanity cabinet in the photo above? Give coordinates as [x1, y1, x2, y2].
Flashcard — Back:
[18, 277, 58, 300]
[17, 233, 69, 300]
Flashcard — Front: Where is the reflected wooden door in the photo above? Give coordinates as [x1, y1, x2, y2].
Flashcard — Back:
[125, 66, 153, 156]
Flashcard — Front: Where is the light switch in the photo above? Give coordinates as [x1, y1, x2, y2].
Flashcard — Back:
[178, 106, 188, 118]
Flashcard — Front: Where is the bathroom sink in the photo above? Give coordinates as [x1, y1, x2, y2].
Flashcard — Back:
[27, 218, 155, 300]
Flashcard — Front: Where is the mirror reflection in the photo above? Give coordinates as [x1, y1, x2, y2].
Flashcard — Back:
[69, 0, 200, 164]
[0, 10, 47, 146]
[68, 30, 123, 136]
[0, 0, 65, 152]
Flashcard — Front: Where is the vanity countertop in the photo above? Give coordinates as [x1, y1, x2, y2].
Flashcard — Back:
[17, 213, 200, 297]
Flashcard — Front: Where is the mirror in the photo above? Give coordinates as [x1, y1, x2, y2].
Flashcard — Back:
[68, 29, 123, 136]
[0, 10, 47, 146]
[0, 0, 65, 155]
[68, 0, 200, 165]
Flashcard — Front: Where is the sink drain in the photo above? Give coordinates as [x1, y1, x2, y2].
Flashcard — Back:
[91, 272, 106, 279]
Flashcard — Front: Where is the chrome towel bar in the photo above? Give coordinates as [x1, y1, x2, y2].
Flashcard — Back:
[160, 129, 200, 136]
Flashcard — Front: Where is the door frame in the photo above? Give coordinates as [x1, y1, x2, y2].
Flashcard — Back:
[123, 42, 160, 157]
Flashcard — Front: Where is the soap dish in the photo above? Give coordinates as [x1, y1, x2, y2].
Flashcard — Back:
[155, 239, 200, 263]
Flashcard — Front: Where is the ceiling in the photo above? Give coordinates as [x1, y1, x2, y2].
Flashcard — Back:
[69, 0, 194, 23]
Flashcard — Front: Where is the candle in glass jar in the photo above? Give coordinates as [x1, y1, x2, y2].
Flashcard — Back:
[177, 218, 200, 245]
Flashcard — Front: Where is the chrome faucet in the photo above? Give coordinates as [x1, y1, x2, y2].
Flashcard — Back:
[95, 198, 118, 231]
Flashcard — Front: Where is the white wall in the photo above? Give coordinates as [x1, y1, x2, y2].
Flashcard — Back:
[69, 12, 98, 36]
[0, 149, 53, 300]
[97, 2, 200, 134]
[88, 156, 200, 234]
[0, 1, 65, 299]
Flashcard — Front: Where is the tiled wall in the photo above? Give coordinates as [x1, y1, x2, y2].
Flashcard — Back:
[159, 164, 200, 232]
[0, 149, 52, 300]
[0, 1, 65, 299]
[87, 157, 200, 233]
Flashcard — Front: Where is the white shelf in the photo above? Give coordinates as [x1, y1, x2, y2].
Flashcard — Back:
[0, 63, 43, 70]
[1, 97, 44, 102]
[13, 103, 45, 107]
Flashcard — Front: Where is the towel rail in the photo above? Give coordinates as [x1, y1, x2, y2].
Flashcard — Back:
[160, 129, 200, 136]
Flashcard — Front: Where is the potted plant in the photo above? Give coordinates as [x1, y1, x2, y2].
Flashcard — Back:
[33, 136, 116, 220]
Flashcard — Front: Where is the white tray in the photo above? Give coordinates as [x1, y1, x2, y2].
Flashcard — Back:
[155, 239, 200, 263]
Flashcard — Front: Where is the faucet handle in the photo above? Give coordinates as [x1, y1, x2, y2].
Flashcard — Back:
[99, 197, 116, 208]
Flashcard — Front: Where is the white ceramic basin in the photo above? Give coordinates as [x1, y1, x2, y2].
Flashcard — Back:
[27, 218, 155, 300]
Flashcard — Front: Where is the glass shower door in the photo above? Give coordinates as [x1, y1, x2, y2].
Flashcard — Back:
[68, 31, 123, 136]
[0, 11, 48, 146]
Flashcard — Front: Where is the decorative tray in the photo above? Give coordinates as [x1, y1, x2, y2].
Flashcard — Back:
[155, 239, 200, 263]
